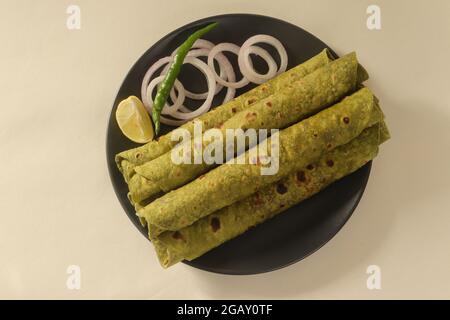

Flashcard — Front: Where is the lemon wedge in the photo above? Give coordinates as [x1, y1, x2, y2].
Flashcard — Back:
[116, 96, 154, 143]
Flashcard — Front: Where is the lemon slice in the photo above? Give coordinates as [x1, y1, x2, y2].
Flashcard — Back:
[116, 96, 154, 143]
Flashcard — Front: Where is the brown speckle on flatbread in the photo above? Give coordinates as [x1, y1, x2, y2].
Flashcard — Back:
[211, 217, 221, 232]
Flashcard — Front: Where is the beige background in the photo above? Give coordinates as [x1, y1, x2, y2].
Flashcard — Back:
[1, 0, 449, 299]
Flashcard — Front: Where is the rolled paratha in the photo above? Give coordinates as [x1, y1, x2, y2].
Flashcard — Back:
[139, 87, 384, 236]
[152, 121, 390, 268]
[129, 52, 367, 205]
[116, 49, 334, 183]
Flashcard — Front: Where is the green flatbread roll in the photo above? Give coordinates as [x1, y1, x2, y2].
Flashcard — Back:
[129, 52, 365, 205]
[151, 121, 390, 267]
[115, 49, 334, 183]
[139, 87, 384, 236]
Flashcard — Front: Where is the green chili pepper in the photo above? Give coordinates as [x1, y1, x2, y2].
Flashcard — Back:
[151, 22, 219, 135]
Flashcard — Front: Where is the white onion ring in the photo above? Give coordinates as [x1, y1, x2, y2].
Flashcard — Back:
[146, 56, 216, 121]
[238, 45, 278, 84]
[238, 35, 288, 84]
[165, 48, 235, 105]
[165, 40, 227, 100]
[208, 43, 250, 89]
[168, 56, 216, 119]
[145, 76, 188, 125]
[141, 51, 229, 118]
[140, 35, 287, 127]
[146, 76, 185, 115]
[140, 56, 185, 113]
[171, 39, 215, 56]
[163, 50, 225, 99]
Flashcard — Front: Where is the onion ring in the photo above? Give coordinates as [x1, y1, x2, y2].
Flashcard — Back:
[165, 40, 228, 100]
[166, 48, 236, 104]
[208, 43, 250, 89]
[145, 76, 188, 125]
[140, 56, 185, 113]
[140, 36, 287, 126]
[146, 76, 185, 115]
[238, 35, 288, 83]
[238, 45, 278, 84]
[163, 49, 225, 99]
[168, 56, 216, 119]
[146, 56, 216, 121]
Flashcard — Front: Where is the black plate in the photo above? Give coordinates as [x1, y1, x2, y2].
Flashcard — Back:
[106, 14, 371, 275]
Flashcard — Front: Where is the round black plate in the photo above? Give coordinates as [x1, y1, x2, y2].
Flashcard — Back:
[106, 14, 371, 275]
